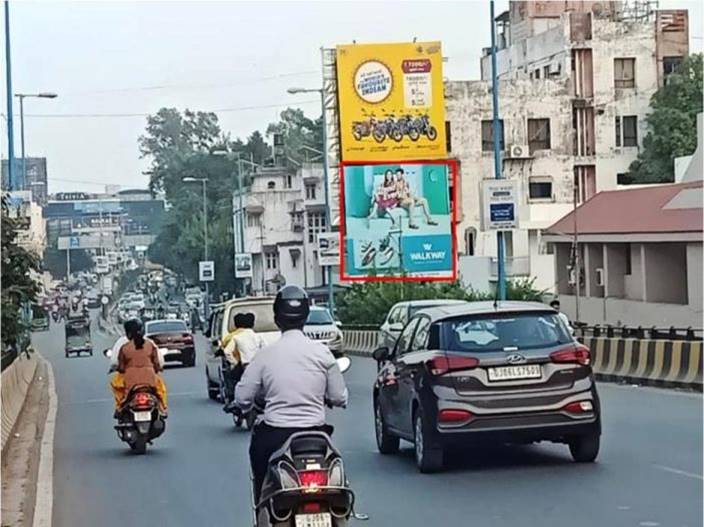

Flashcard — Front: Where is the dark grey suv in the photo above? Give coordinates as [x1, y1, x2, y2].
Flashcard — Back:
[372, 301, 601, 472]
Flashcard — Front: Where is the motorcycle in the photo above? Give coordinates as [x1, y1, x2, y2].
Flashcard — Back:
[411, 114, 438, 141]
[104, 349, 166, 455]
[248, 356, 367, 527]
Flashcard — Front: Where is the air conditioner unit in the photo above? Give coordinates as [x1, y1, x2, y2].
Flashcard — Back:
[506, 144, 531, 159]
[595, 267, 604, 287]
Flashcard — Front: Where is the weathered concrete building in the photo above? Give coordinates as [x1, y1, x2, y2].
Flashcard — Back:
[448, 0, 689, 293]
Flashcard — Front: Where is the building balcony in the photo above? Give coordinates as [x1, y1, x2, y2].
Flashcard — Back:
[489, 256, 531, 279]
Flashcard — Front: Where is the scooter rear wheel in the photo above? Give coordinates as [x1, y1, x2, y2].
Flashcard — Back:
[131, 435, 147, 455]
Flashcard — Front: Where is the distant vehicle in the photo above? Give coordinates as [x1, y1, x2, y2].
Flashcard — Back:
[304, 306, 344, 357]
[145, 319, 195, 367]
[86, 290, 100, 309]
[378, 299, 469, 351]
[65, 317, 92, 357]
[31, 304, 50, 332]
[107, 252, 118, 266]
[372, 301, 601, 472]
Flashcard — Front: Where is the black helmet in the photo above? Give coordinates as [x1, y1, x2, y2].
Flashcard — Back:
[273, 285, 309, 331]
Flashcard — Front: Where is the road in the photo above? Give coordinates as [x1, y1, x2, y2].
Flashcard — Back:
[33, 315, 702, 527]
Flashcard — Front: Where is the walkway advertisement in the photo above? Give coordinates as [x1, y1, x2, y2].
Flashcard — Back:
[340, 160, 456, 281]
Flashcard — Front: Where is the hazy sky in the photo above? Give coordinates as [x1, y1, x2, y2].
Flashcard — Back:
[2, 0, 702, 193]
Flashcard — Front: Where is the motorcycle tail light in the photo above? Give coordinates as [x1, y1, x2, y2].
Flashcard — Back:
[298, 470, 328, 488]
[133, 392, 153, 409]
[302, 502, 321, 513]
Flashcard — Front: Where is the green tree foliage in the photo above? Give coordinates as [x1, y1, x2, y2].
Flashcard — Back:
[1, 196, 41, 346]
[628, 54, 703, 183]
[42, 246, 93, 279]
[267, 108, 324, 166]
[337, 278, 547, 326]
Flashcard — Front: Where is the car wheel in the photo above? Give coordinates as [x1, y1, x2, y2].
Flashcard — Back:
[374, 397, 399, 454]
[569, 433, 600, 463]
[413, 408, 443, 473]
[206, 369, 219, 401]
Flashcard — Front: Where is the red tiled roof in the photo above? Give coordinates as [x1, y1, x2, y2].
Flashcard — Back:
[545, 181, 703, 235]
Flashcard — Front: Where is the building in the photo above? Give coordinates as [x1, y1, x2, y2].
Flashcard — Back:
[1, 157, 49, 205]
[4, 190, 46, 256]
[43, 189, 164, 252]
[447, 0, 689, 293]
[542, 179, 702, 328]
[235, 163, 334, 296]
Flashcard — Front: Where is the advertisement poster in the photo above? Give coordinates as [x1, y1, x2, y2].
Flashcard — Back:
[317, 232, 340, 266]
[234, 253, 253, 279]
[481, 179, 520, 231]
[341, 160, 456, 281]
[336, 41, 446, 162]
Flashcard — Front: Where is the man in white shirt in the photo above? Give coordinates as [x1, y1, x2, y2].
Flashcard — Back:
[550, 299, 574, 335]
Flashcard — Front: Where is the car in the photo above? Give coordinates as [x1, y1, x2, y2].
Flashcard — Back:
[378, 299, 469, 351]
[145, 319, 196, 367]
[372, 301, 601, 473]
[304, 306, 344, 357]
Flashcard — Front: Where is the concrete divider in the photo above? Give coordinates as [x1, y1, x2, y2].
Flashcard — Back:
[1, 352, 39, 453]
[342, 330, 703, 389]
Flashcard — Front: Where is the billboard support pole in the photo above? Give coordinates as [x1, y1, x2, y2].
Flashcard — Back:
[4, 0, 16, 191]
[490, 0, 507, 301]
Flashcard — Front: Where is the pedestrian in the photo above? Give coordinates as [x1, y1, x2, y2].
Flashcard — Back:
[550, 299, 574, 334]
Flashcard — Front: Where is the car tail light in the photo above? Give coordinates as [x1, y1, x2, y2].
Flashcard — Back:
[132, 392, 152, 408]
[438, 409, 474, 424]
[550, 344, 591, 366]
[428, 355, 479, 375]
[181, 333, 193, 343]
[298, 470, 328, 488]
[562, 400, 594, 414]
[302, 502, 322, 513]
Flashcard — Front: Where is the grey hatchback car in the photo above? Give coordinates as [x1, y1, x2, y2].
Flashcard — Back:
[372, 301, 601, 472]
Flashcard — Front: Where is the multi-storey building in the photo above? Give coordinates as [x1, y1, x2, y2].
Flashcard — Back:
[5, 190, 46, 256]
[1, 157, 49, 205]
[447, 0, 689, 293]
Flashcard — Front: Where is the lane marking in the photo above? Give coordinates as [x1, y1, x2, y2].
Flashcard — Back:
[653, 464, 703, 480]
[33, 358, 57, 527]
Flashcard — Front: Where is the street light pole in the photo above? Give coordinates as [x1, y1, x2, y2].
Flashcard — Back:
[287, 85, 335, 314]
[183, 177, 210, 320]
[4, 1, 16, 190]
[14, 92, 57, 191]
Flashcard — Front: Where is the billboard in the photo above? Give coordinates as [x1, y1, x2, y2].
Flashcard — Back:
[336, 41, 446, 162]
[234, 253, 253, 279]
[317, 232, 340, 266]
[340, 160, 456, 281]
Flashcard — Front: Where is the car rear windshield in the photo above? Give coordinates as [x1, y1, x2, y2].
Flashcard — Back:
[306, 309, 333, 325]
[228, 302, 278, 333]
[146, 321, 187, 334]
[441, 312, 572, 353]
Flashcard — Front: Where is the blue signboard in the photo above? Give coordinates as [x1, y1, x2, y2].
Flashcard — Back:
[490, 203, 515, 223]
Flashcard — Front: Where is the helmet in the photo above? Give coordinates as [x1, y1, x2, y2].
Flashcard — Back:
[273, 285, 310, 331]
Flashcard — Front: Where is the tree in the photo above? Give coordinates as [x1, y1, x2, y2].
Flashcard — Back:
[42, 247, 94, 279]
[628, 54, 703, 183]
[266, 108, 324, 166]
[1, 196, 41, 346]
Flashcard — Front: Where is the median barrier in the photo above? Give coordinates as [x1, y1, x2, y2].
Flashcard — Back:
[342, 330, 703, 389]
[1, 351, 38, 453]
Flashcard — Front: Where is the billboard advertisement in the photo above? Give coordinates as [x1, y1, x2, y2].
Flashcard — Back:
[234, 253, 253, 279]
[336, 41, 446, 162]
[340, 160, 456, 281]
[317, 232, 340, 266]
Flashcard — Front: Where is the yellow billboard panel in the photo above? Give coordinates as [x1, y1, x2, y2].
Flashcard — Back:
[336, 41, 446, 162]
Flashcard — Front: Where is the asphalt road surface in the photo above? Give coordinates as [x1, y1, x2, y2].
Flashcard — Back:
[34, 315, 703, 527]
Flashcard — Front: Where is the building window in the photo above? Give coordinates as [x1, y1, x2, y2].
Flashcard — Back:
[528, 118, 551, 153]
[534, 68, 541, 79]
[481, 119, 504, 152]
[614, 58, 635, 88]
[307, 211, 326, 243]
[663, 56, 683, 81]
[305, 184, 316, 200]
[267, 181, 276, 190]
[246, 213, 261, 228]
[528, 177, 553, 200]
[265, 252, 278, 270]
[286, 175, 293, 189]
[464, 227, 476, 256]
[543, 65, 550, 78]
[445, 120, 452, 153]
[625, 244, 632, 275]
[615, 116, 638, 147]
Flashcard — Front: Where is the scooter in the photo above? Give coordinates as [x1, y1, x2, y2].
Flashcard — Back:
[104, 349, 166, 455]
[249, 357, 368, 526]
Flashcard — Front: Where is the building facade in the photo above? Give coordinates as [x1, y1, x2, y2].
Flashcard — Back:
[5, 190, 46, 256]
[447, 0, 689, 293]
[1, 157, 49, 205]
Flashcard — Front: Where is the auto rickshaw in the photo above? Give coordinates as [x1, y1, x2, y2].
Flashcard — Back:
[31, 304, 50, 332]
[65, 316, 92, 357]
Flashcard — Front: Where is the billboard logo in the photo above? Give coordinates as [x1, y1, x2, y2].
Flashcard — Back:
[354, 61, 393, 103]
[409, 243, 446, 262]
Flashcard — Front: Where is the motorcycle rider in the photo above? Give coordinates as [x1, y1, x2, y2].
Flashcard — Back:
[223, 312, 264, 413]
[221, 313, 246, 409]
[235, 285, 348, 503]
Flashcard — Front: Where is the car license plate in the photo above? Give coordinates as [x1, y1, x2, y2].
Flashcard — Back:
[133, 411, 151, 422]
[295, 513, 332, 527]
[488, 364, 542, 381]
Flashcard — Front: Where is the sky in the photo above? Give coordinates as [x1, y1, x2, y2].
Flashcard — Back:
[2, 0, 702, 194]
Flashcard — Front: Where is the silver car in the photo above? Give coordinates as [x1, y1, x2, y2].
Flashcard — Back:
[304, 306, 344, 357]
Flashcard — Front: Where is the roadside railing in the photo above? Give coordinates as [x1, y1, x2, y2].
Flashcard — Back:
[575, 324, 703, 341]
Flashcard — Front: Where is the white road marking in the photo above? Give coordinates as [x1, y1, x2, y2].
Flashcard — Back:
[33, 358, 57, 527]
[653, 464, 703, 480]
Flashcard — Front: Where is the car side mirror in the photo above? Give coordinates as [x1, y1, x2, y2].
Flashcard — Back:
[372, 347, 391, 362]
[335, 320, 342, 328]
[389, 322, 404, 333]
[103, 348, 112, 359]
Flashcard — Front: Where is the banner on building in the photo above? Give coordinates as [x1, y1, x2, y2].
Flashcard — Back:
[317, 232, 340, 266]
[234, 253, 253, 279]
[336, 41, 446, 162]
[480, 179, 520, 231]
[340, 160, 456, 281]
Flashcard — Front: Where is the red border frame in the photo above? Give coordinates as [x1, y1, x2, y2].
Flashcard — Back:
[338, 158, 458, 283]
